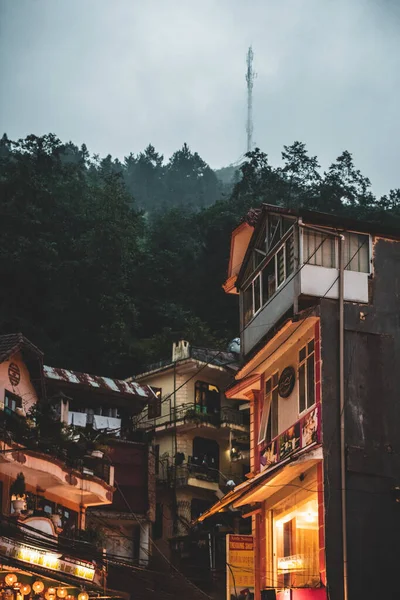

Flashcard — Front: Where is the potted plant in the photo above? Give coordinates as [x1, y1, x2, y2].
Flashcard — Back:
[10, 472, 26, 514]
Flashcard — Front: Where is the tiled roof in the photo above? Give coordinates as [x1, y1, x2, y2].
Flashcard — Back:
[0, 332, 42, 363]
[44, 365, 156, 399]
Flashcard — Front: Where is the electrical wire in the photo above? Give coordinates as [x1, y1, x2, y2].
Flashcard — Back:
[113, 479, 213, 600]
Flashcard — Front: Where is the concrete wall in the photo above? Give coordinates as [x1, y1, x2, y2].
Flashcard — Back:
[0, 350, 39, 414]
[242, 276, 296, 356]
[320, 236, 400, 600]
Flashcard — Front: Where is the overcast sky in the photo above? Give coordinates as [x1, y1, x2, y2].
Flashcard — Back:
[1, 0, 399, 195]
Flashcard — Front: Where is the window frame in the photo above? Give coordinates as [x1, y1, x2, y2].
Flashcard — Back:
[301, 228, 371, 274]
[4, 391, 22, 413]
[258, 371, 279, 445]
[298, 339, 315, 415]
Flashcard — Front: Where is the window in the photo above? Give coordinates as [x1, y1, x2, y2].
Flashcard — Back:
[298, 340, 315, 414]
[302, 230, 370, 273]
[194, 381, 220, 414]
[4, 391, 22, 413]
[148, 387, 162, 419]
[153, 503, 163, 539]
[243, 232, 295, 326]
[303, 230, 336, 268]
[258, 372, 279, 444]
[344, 233, 369, 273]
[273, 482, 319, 588]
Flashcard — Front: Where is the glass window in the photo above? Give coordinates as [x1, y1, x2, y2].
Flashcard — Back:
[303, 230, 336, 268]
[276, 246, 285, 287]
[298, 340, 315, 414]
[273, 484, 319, 589]
[285, 236, 295, 276]
[258, 373, 279, 444]
[4, 392, 22, 412]
[344, 233, 369, 273]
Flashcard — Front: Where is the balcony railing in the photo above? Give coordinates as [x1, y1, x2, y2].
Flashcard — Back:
[157, 457, 222, 488]
[135, 403, 249, 431]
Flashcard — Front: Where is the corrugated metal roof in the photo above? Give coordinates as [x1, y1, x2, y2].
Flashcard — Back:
[44, 365, 155, 399]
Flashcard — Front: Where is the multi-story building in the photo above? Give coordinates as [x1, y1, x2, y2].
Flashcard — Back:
[43, 363, 157, 582]
[131, 341, 251, 594]
[197, 205, 400, 600]
[0, 334, 114, 597]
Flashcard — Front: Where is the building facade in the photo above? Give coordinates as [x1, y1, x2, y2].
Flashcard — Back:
[198, 205, 400, 600]
[132, 341, 251, 594]
[0, 334, 114, 598]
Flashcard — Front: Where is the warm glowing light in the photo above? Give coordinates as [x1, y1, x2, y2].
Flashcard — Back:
[32, 581, 45, 594]
[47, 588, 57, 596]
[78, 591, 89, 600]
[5, 574, 18, 586]
[43, 554, 60, 569]
[57, 589, 68, 598]
[65, 595, 75, 600]
[277, 554, 304, 572]
[45, 593, 56, 600]
[21, 584, 31, 596]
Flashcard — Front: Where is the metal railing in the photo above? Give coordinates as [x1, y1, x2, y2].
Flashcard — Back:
[135, 403, 249, 430]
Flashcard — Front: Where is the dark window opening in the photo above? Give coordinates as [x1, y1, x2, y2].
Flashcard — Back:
[153, 503, 163, 539]
[148, 387, 162, 419]
[194, 381, 220, 415]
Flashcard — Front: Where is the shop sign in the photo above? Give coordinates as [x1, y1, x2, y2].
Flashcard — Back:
[260, 406, 320, 471]
[0, 537, 95, 581]
[226, 535, 254, 600]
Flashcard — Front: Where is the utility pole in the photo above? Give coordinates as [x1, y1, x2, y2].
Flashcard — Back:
[246, 46, 256, 153]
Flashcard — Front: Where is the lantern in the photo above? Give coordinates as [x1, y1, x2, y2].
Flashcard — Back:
[47, 589, 56, 597]
[32, 581, 45, 594]
[65, 595, 75, 600]
[57, 589, 67, 599]
[5, 574, 18, 586]
[44, 593, 56, 600]
[21, 584, 32, 596]
[78, 592, 88, 600]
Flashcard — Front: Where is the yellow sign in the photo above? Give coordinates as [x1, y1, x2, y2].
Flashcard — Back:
[226, 534, 254, 600]
[0, 537, 95, 581]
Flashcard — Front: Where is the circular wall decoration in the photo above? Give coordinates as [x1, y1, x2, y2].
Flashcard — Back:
[278, 366, 296, 398]
[8, 362, 21, 386]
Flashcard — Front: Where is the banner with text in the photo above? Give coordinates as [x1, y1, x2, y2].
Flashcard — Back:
[226, 534, 254, 600]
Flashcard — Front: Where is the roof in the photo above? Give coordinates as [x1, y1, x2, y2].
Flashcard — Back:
[44, 365, 156, 399]
[236, 203, 400, 290]
[0, 332, 43, 363]
[134, 346, 239, 380]
[254, 203, 400, 238]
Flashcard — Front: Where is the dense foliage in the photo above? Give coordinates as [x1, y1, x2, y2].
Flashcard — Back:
[1, 134, 399, 377]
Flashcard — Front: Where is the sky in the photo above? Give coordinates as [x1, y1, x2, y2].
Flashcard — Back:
[1, 0, 399, 196]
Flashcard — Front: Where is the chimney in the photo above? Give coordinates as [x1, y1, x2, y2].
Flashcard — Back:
[172, 340, 190, 362]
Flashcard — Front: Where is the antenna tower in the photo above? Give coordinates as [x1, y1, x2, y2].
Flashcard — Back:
[245, 46, 256, 153]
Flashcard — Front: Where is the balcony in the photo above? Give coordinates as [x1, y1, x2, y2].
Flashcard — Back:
[0, 408, 114, 506]
[136, 403, 249, 433]
[157, 457, 224, 492]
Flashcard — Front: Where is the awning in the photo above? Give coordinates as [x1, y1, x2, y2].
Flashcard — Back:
[196, 446, 322, 522]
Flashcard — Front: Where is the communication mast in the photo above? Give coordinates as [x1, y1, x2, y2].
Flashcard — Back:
[245, 46, 256, 153]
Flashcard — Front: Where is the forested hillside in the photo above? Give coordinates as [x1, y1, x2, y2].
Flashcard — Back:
[1, 134, 399, 377]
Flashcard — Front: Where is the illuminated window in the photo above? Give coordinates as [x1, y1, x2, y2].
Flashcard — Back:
[148, 387, 162, 419]
[298, 340, 315, 414]
[273, 482, 319, 588]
